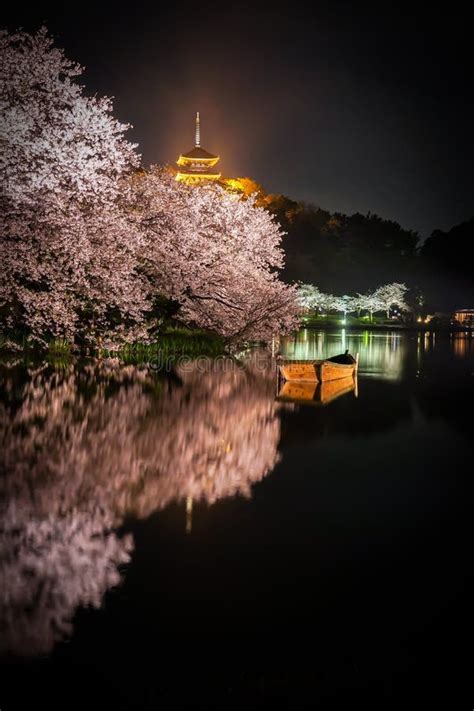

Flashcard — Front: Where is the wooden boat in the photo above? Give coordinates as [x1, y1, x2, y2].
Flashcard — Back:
[277, 375, 357, 406]
[278, 351, 358, 383]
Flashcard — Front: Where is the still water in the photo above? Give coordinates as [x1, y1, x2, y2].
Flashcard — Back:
[1, 330, 473, 707]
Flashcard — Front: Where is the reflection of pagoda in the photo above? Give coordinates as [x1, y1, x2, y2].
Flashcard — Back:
[176, 112, 221, 183]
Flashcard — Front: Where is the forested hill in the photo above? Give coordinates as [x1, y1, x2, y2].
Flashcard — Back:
[226, 178, 473, 311]
[420, 218, 474, 310]
[269, 197, 419, 294]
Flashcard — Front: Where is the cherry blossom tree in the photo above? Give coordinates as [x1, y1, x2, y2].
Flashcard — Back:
[297, 284, 327, 313]
[357, 291, 384, 321]
[129, 168, 301, 343]
[0, 28, 147, 346]
[297, 282, 410, 323]
[297, 287, 358, 320]
[332, 294, 356, 320]
[353, 293, 367, 317]
[0, 28, 137, 205]
[0, 29, 299, 347]
[372, 282, 409, 318]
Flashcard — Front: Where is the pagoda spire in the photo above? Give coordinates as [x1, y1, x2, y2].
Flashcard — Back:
[195, 111, 200, 148]
[176, 113, 220, 182]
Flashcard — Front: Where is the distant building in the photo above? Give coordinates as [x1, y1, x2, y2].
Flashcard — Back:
[453, 309, 474, 327]
[176, 113, 221, 183]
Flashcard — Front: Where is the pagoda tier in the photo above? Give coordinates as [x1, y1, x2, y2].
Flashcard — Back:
[176, 112, 221, 182]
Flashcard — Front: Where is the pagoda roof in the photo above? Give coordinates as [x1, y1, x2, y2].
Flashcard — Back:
[175, 164, 222, 182]
[179, 146, 218, 161]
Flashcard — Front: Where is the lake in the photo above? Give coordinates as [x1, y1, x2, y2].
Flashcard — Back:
[1, 330, 473, 708]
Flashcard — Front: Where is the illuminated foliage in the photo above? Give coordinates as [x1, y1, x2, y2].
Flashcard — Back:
[372, 283, 410, 318]
[0, 29, 299, 346]
[298, 282, 410, 320]
[0, 28, 146, 345]
[130, 168, 301, 342]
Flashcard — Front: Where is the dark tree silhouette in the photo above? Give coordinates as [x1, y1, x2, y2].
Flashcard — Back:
[420, 218, 474, 311]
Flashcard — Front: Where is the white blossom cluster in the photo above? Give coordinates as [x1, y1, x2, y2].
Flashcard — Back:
[0, 28, 300, 347]
[297, 282, 410, 319]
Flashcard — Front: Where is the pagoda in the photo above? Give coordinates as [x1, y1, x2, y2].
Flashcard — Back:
[176, 112, 221, 183]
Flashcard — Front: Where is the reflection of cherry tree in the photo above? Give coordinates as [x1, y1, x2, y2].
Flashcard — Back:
[0, 358, 280, 654]
[0, 359, 279, 518]
[0, 506, 132, 656]
[141, 358, 280, 512]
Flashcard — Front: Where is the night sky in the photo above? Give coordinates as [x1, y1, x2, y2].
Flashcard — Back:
[4, 2, 473, 237]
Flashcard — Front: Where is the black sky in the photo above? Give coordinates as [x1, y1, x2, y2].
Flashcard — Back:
[4, 2, 473, 237]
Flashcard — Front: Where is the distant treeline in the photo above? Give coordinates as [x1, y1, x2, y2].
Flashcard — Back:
[227, 178, 474, 313]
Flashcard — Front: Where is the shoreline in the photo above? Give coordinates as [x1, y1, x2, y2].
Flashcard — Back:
[299, 321, 473, 334]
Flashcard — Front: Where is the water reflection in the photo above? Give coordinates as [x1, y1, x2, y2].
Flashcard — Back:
[0, 357, 279, 655]
[1, 330, 473, 658]
[277, 376, 358, 406]
[452, 332, 474, 359]
[280, 329, 406, 380]
[0, 508, 133, 656]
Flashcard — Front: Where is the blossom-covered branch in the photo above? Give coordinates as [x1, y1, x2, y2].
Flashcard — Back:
[0, 29, 300, 347]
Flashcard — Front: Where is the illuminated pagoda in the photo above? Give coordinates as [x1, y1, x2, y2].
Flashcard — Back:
[176, 112, 221, 183]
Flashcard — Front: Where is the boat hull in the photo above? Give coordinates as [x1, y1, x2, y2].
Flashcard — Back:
[278, 358, 357, 383]
[279, 362, 319, 382]
[319, 361, 357, 382]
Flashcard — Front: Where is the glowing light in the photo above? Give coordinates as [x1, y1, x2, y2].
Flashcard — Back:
[176, 171, 222, 182]
[177, 154, 220, 167]
[225, 178, 245, 190]
[195, 111, 200, 147]
[186, 496, 193, 533]
[453, 309, 474, 326]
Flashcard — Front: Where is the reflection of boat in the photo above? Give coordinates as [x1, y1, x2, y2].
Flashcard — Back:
[278, 381, 318, 403]
[277, 376, 358, 406]
[278, 351, 358, 383]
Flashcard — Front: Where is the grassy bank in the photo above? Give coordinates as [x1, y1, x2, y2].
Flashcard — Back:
[0, 328, 226, 365]
[101, 328, 225, 363]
